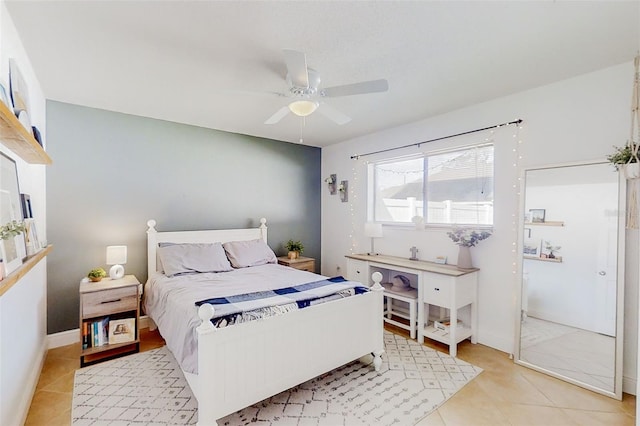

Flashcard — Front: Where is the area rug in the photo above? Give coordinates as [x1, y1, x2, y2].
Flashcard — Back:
[72, 331, 482, 425]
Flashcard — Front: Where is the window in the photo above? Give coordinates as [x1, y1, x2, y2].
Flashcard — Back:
[371, 144, 494, 226]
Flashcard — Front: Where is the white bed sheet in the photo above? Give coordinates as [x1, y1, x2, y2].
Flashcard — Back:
[143, 263, 328, 374]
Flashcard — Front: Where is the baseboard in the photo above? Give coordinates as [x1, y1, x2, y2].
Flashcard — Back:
[477, 330, 514, 357]
[47, 315, 151, 349]
[15, 339, 47, 426]
[623, 375, 637, 396]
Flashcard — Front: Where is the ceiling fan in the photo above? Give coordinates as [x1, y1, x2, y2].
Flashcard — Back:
[264, 49, 389, 125]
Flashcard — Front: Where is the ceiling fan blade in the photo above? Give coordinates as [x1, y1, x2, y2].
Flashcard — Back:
[317, 103, 351, 125]
[283, 49, 309, 88]
[264, 106, 290, 125]
[321, 79, 389, 98]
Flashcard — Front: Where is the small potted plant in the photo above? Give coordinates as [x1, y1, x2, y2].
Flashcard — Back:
[87, 267, 107, 282]
[285, 239, 304, 260]
[544, 241, 561, 259]
[607, 143, 639, 177]
[0, 220, 25, 241]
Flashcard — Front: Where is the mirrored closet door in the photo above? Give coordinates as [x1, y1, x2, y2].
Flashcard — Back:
[515, 161, 626, 399]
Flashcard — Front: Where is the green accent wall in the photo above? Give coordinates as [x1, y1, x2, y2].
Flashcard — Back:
[46, 101, 321, 334]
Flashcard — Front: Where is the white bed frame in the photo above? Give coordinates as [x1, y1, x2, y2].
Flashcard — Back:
[146, 218, 384, 426]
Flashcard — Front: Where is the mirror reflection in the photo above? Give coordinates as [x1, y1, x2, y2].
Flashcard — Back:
[517, 162, 622, 397]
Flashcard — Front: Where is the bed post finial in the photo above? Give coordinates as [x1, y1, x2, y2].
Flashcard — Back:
[147, 219, 157, 233]
[371, 271, 384, 291]
[197, 304, 216, 332]
[259, 218, 267, 229]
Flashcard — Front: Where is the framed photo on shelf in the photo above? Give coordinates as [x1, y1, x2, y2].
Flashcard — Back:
[523, 238, 541, 257]
[0, 152, 26, 275]
[529, 209, 546, 223]
[108, 318, 135, 344]
[24, 219, 40, 256]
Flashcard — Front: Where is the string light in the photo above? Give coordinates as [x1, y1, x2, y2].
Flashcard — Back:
[512, 122, 525, 279]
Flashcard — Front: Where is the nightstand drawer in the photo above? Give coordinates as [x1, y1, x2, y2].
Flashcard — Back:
[277, 256, 315, 272]
[82, 286, 138, 318]
[288, 260, 314, 271]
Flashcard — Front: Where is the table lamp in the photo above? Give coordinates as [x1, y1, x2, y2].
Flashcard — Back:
[106, 245, 127, 279]
[364, 222, 383, 255]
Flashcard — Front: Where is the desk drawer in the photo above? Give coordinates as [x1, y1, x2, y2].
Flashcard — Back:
[83, 286, 138, 318]
[423, 273, 452, 307]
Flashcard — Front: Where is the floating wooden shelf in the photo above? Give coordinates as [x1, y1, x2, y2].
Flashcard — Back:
[0, 101, 51, 164]
[524, 255, 563, 263]
[525, 221, 564, 227]
[0, 245, 52, 297]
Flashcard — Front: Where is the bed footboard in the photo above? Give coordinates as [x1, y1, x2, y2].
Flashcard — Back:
[193, 273, 384, 426]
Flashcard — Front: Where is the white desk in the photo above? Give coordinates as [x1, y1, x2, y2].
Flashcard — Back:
[346, 254, 479, 356]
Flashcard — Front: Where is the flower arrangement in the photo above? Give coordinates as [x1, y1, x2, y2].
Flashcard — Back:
[338, 183, 346, 192]
[324, 176, 335, 184]
[0, 220, 25, 240]
[447, 227, 492, 247]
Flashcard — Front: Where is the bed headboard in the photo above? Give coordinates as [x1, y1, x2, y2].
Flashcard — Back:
[146, 218, 268, 276]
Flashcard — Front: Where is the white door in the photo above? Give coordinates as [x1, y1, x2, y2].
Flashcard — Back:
[594, 194, 618, 337]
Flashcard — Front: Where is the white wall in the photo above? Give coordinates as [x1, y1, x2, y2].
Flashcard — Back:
[0, 2, 48, 425]
[322, 61, 636, 390]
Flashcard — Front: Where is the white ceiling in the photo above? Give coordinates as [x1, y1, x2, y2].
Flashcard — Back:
[5, 1, 640, 147]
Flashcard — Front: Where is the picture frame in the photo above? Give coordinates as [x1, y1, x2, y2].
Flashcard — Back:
[529, 209, 546, 223]
[0, 152, 26, 275]
[0, 81, 12, 111]
[523, 238, 541, 257]
[9, 58, 29, 114]
[24, 219, 40, 256]
[20, 193, 32, 219]
[108, 318, 136, 344]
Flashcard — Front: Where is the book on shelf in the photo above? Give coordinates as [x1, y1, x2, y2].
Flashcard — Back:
[83, 317, 110, 349]
[108, 318, 135, 345]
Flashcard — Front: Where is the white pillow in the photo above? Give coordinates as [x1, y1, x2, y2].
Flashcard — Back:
[223, 239, 277, 268]
[158, 242, 233, 277]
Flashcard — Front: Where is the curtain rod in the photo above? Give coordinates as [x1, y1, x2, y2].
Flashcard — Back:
[350, 119, 523, 160]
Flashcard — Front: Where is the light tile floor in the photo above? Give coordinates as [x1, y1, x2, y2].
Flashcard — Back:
[25, 326, 635, 425]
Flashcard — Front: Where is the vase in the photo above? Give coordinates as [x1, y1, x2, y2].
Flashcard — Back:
[288, 251, 299, 260]
[457, 246, 473, 270]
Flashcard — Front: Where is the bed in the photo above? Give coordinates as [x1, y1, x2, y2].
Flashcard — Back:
[144, 218, 384, 426]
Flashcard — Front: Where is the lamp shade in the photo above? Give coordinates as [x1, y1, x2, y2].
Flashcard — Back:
[364, 222, 383, 238]
[288, 100, 319, 117]
[106, 245, 127, 265]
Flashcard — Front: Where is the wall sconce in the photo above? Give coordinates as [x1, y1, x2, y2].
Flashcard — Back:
[339, 180, 348, 202]
[106, 245, 127, 279]
[364, 222, 383, 255]
[325, 174, 337, 194]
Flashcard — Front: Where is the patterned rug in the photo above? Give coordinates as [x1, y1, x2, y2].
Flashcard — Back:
[72, 331, 482, 425]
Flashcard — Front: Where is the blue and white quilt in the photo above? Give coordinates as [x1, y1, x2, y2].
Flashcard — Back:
[195, 276, 369, 325]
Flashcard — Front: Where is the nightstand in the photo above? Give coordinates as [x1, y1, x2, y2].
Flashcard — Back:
[79, 274, 140, 367]
[277, 256, 315, 272]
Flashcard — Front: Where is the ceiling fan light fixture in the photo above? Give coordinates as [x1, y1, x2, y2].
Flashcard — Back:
[288, 100, 319, 117]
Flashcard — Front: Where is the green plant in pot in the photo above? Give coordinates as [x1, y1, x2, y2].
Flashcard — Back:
[0, 220, 25, 280]
[87, 267, 107, 282]
[0, 220, 25, 241]
[607, 143, 638, 171]
[285, 239, 304, 260]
